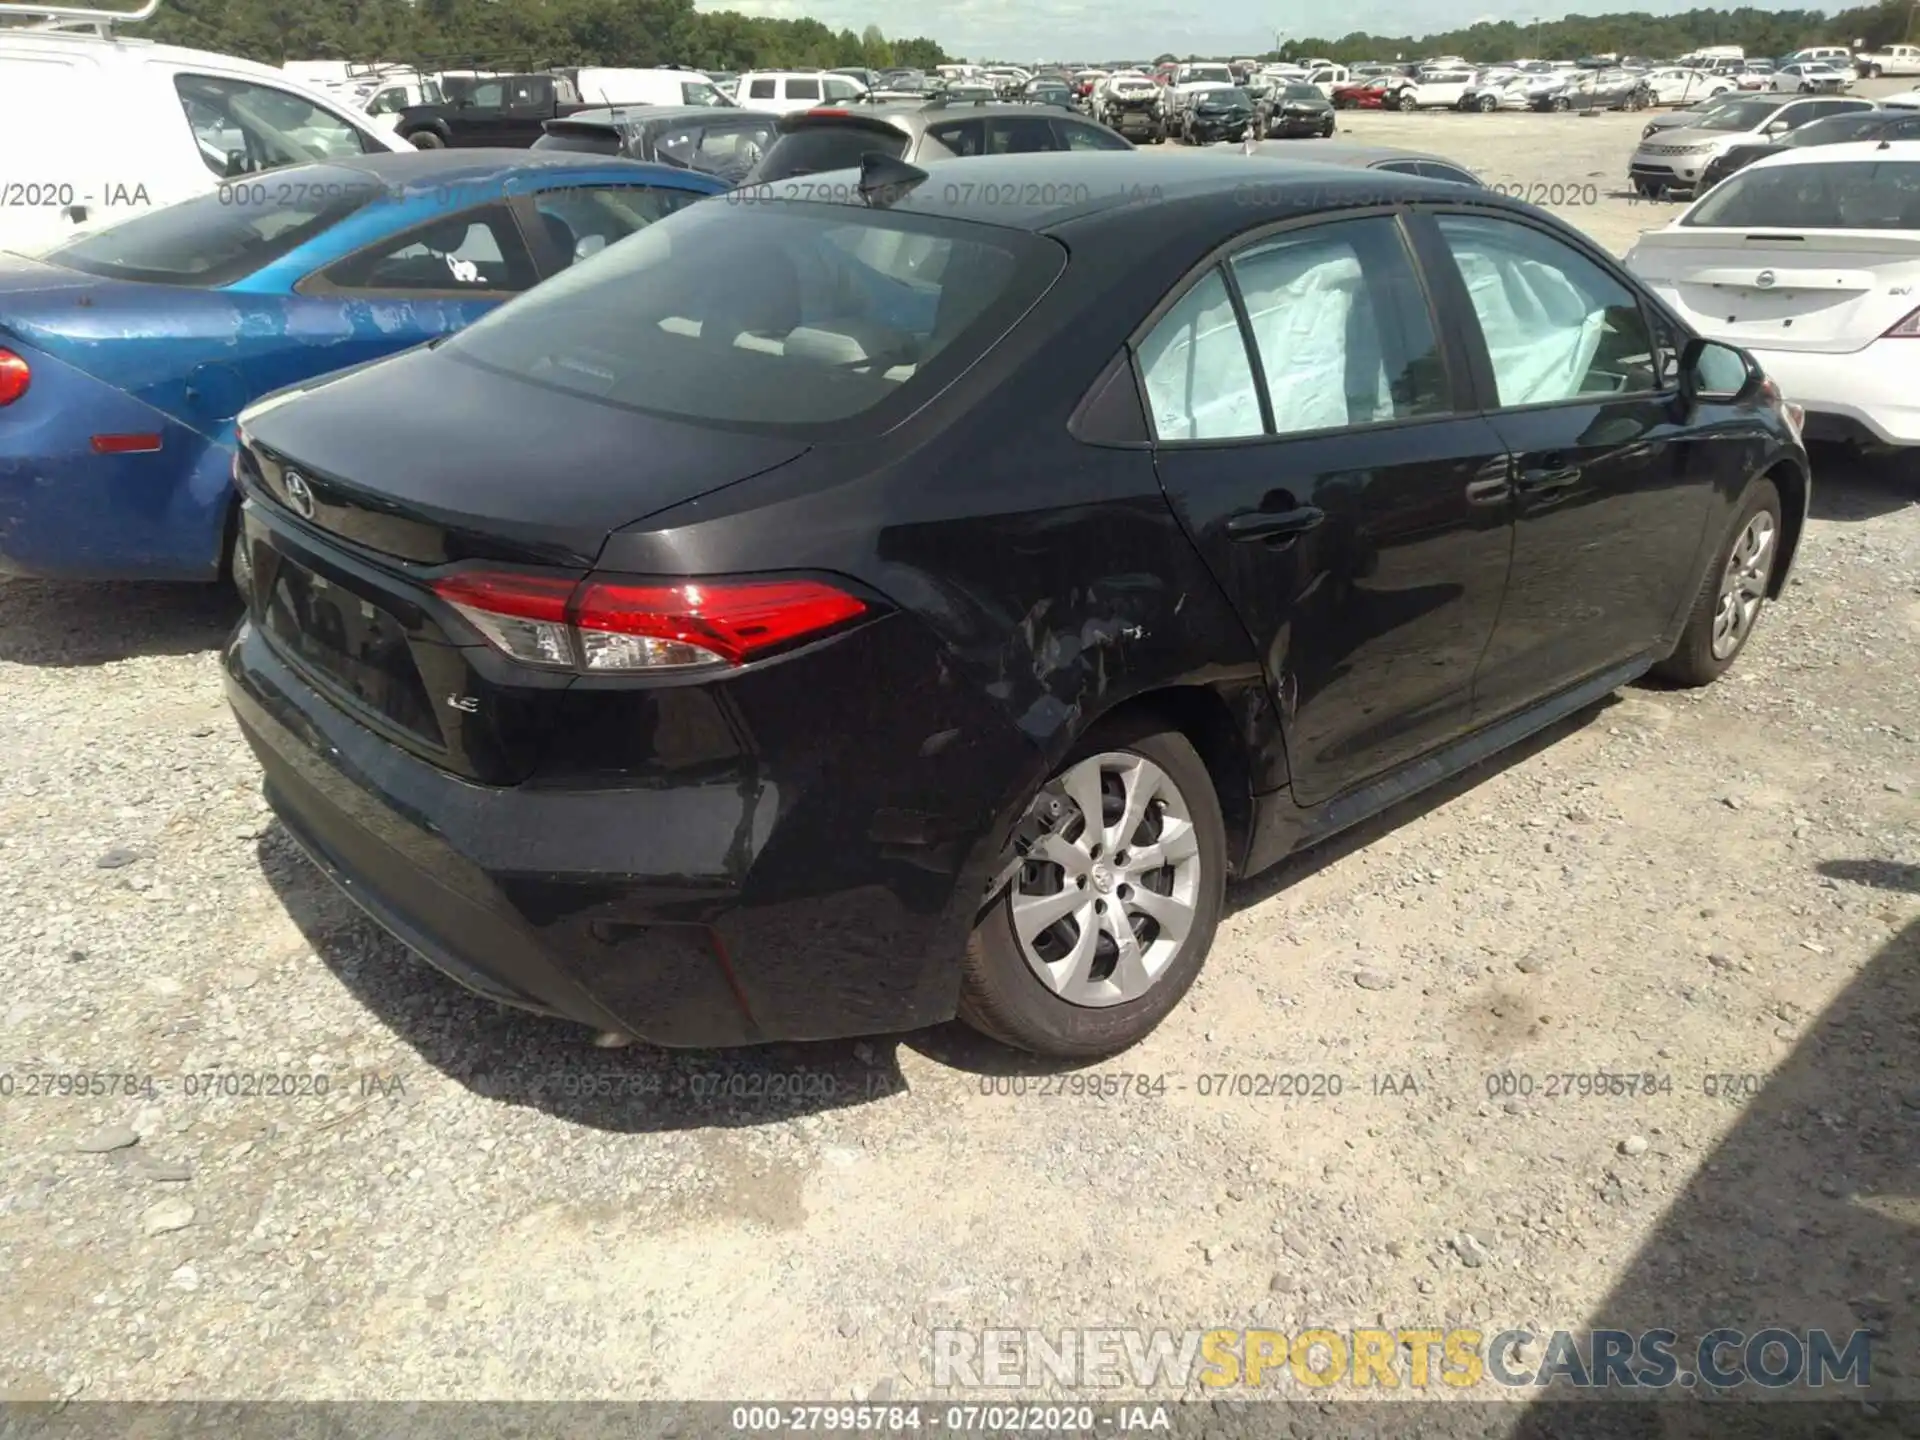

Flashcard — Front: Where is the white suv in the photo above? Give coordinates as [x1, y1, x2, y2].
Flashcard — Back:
[734, 71, 867, 114]
[0, 1, 403, 256]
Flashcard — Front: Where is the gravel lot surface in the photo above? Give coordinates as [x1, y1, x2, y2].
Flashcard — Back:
[2, 97, 1917, 1421]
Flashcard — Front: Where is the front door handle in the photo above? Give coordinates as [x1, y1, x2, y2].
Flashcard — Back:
[1515, 464, 1582, 494]
[1226, 505, 1325, 543]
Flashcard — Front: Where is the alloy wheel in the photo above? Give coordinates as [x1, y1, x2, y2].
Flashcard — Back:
[1712, 511, 1776, 659]
[1005, 751, 1203, 1007]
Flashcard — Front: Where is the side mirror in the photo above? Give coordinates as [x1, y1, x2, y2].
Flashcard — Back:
[1678, 336, 1759, 407]
[573, 235, 607, 261]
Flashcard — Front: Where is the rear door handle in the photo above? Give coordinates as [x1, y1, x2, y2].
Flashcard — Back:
[1515, 464, 1582, 494]
[1225, 505, 1325, 543]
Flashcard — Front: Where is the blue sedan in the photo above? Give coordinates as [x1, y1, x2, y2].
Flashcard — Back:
[0, 150, 727, 582]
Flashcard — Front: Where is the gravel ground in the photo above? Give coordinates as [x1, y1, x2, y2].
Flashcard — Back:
[2, 98, 1917, 1417]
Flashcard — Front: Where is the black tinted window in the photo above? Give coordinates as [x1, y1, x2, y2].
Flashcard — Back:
[748, 124, 907, 182]
[1056, 121, 1131, 150]
[443, 200, 1061, 433]
[46, 167, 371, 285]
[987, 117, 1061, 153]
[926, 120, 985, 156]
[1781, 112, 1892, 146]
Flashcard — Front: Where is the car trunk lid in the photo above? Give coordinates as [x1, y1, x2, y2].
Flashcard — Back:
[237, 342, 811, 568]
[1630, 228, 1920, 352]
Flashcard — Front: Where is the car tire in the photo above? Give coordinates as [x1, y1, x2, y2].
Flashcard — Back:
[1477, 93, 1498, 111]
[1653, 478, 1783, 687]
[1320, 119, 1334, 136]
[1550, 94, 1570, 111]
[1397, 89, 1418, 111]
[410, 130, 446, 149]
[958, 718, 1227, 1058]
[1869, 64, 1884, 79]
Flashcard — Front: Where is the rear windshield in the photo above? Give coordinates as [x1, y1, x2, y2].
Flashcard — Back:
[1684, 160, 1920, 228]
[442, 195, 1061, 434]
[43, 166, 372, 285]
[748, 123, 908, 183]
[1282, 84, 1323, 100]
[1200, 88, 1251, 105]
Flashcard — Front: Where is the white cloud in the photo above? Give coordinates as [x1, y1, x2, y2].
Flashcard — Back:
[698, 0, 1831, 59]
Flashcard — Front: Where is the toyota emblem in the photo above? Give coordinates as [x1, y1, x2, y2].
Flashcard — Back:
[1755, 270, 1776, 289]
[283, 471, 315, 519]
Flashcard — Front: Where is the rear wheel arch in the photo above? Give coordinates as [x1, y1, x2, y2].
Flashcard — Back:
[1079, 686, 1257, 879]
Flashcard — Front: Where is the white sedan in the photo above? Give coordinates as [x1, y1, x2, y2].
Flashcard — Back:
[1644, 67, 1735, 105]
[1624, 142, 1920, 448]
[1769, 62, 1853, 93]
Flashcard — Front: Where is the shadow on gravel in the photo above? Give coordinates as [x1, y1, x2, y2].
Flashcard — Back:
[1227, 693, 1619, 916]
[1502, 914, 1919, 1440]
[255, 827, 914, 1133]
[1819, 859, 1920, 896]
[0, 578, 239, 666]
[1808, 445, 1917, 523]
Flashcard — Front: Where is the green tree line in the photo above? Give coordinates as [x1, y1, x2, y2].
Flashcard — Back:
[137, 0, 949, 71]
[1272, 2, 1919, 65]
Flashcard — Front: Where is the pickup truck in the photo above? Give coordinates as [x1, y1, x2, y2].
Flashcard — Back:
[396, 72, 597, 149]
[1855, 44, 1920, 78]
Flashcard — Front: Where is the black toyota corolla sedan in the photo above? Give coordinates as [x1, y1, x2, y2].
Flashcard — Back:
[225, 151, 1809, 1058]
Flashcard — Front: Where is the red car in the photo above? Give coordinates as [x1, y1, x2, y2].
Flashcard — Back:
[1332, 79, 1394, 109]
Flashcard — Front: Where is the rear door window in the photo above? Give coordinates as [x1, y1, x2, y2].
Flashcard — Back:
[748, 78, 776, 99]
[314, 202, 538, 293]
[1229, 216, 1451, 434]
[1136, 269, 1264, 441]
[987, 116, 1062, 153]
[786, 78, 822, 101]
[1055, 120, 1131, 150]
[926, 119, 985, 156]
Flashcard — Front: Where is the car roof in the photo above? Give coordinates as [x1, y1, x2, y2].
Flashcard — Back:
[561, 105, 766, 129]
[1744, 137, 1920, 172]
[0, 28, 375, 107]
[748, 150, 1471, 232]
[1244, 140, 1461, 167]
[320, 148, 700, 186]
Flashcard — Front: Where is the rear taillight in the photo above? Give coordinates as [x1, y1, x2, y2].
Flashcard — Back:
[805, 107, 850, 116]
[0, 348, 29, 406]
[432, 571, 869, 673]
[1883, 305, 1920, 338]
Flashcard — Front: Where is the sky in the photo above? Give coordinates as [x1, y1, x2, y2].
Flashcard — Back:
[701, 0, 1838, 60]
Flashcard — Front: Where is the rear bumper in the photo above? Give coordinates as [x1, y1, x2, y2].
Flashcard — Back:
[1747, 343, 1920, 447]
[223, 599, 1024, 1047]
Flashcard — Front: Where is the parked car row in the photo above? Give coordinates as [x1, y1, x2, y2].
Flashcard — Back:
[1627, 90, 1913, 197]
